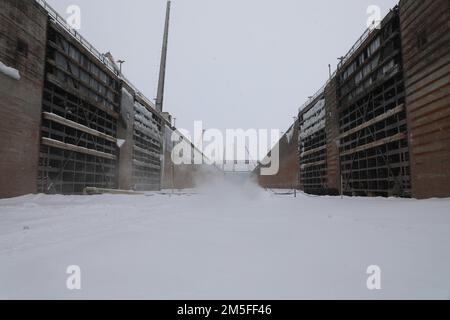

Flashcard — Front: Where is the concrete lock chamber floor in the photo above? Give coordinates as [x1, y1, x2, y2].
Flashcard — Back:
[0, 177, 449, 300]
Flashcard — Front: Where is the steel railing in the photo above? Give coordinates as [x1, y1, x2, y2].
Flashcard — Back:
[35, 0, 118, 74]
[34, 0, 158, 112]
[298, 22, 378, 114]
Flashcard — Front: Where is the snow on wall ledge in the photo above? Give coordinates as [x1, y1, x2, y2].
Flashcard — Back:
[134, 101, 160, 139]
[299, 99, 326, 140]
[285, 124, 295, 144]
[0, 60, 20, 80]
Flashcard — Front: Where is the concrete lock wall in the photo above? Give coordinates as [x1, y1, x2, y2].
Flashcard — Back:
[162, 125, 222, 190]
[0, 0, 165, 197]
[399, 0, 450, 199]
[0, 0, 48, 198]
[257, 121, 300, 189]
[257, 2, 448, 199]
[1, 0, 449, 199]
[161, 125, 196, 190]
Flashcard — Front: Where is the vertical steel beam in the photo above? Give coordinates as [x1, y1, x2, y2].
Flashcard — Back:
[156, 1, 171, 112]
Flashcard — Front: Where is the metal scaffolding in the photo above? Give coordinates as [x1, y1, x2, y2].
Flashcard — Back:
[37, 22, 121, 194]
[336, 7, 411, 197]
[298, 96, 328, 194]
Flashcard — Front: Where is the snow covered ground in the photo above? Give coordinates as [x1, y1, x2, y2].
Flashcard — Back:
[0, 180, 449, 300]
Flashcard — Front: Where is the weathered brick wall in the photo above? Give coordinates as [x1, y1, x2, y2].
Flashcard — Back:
[0, 0, 47, 198]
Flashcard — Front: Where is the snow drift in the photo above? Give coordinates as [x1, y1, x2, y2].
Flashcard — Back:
[0, 184, 449, 299]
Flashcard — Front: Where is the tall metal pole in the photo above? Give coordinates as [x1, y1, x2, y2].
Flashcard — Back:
[157, 1, 171, 192]
[156, 1, 171, 112]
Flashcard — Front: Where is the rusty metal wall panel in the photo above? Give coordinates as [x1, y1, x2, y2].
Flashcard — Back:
[400, 0, 450, 199]
[0, 0, 47, 198]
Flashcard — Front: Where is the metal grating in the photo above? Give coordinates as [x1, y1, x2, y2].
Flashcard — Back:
[38, 23, 120, 194]
[298, 97, 328, 194]
[336, 7, 411, 197]
[132, 101, 162, 191]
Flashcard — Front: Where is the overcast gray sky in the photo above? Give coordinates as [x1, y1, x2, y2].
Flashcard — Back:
[46, 0, 398, 135]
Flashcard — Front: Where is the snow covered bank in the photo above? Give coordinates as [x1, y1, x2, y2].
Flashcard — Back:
[0, 60, 20, 80]
[0, 186, 449, 299]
